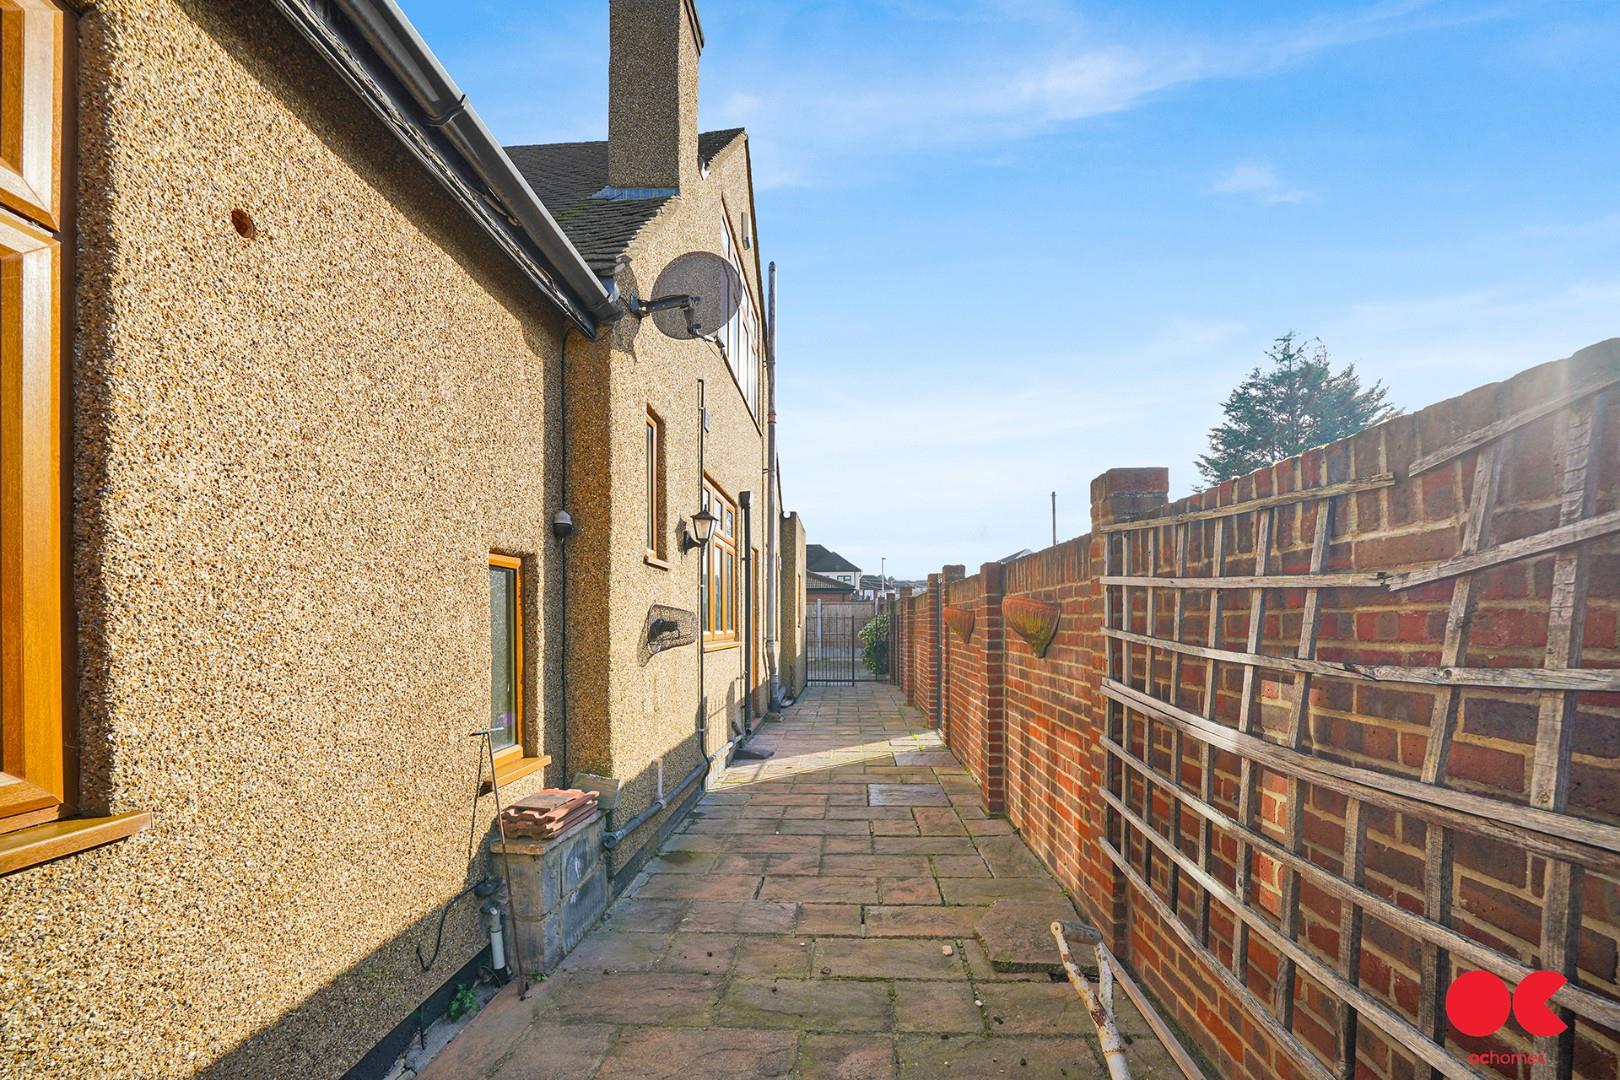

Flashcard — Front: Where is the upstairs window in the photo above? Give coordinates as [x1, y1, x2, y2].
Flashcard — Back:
[645, 409, 665, 560]
[719, 215, 760, 418]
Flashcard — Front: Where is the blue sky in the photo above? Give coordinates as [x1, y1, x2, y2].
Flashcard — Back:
[400, 0, 1620, 578]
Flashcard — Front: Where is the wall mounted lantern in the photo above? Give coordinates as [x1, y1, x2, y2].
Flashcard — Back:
[683, 507, 718, 552]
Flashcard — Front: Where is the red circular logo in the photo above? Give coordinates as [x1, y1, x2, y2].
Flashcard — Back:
[1445, 971, 1512, 1037]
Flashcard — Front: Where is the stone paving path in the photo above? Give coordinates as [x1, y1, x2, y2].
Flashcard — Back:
[421, 683, 1179, 1079]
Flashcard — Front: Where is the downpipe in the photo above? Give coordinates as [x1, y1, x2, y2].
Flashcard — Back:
[601, 735, 737, 850]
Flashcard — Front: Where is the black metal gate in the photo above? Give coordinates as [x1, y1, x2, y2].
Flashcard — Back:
[807, 601, 888, 684]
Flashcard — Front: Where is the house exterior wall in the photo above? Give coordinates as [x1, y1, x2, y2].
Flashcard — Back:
[894, 342, 1620, 1080]
[565, 133, 774, 878]
[0, 3, 573, 1078]
[780, 511, 808, 697]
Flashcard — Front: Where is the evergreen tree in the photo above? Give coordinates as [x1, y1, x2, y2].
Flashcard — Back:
[1197, 333, 1397, 487]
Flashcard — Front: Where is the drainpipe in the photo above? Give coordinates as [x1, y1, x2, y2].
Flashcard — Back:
[316, 0, 621, 326]
[764, 262, 781, 706]
[740, 490, 754, 736]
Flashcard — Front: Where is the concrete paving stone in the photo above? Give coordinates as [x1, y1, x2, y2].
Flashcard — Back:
[959, 939, 1060, 982]
[863, 905, 982, 938]
[685, 817, 786, 835]
[893, 981, 985, 1033]
[557, 928, 670, 972]
[873, 819, 922, 836]
[424, 1016, 615, 1080]
[763, 850, 823, 876]
[896, 1033, 1104, 1079]
[819, 854, 932, 877]
[599, 898, 688, 933]
[594, 1027, 797, 1079]
[633, 874, 763, 901]
[893, 751, 960, 767]
[975, 835, 1051, 878]
[913, 808, 969, 836]
[800, 1034, 900, 1080]
[725, 834, 825, 853]
[869, 785, 952, 807]
[973, 899, 1084, 973]
[796, 903, 864, 936]
[877, 877, 943, 904]
[875, 836, 979, 855]
[760, 875, 880, 904]
[965, 817, 1016, 836]
[777, 818, 873, 835]
[977, 981, 1090, 1035]
[712, 852, 772, 874]
[538, 971, 723, 1026]
[822, 835, 875, 854]
[679, 900, 798, 934]
[715, 977, 892, 1032]
[813, 937, 967, 980]
[752, 793, 829, 806]
[931, 854, 992, 878]
[826, 805, 916, 820]
[659, 932, 740, 974]
[644, 850, 721, 874]
[734, 935, 815, 977]
[940, 877, 1066, 905]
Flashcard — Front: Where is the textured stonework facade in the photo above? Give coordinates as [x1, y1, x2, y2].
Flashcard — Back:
[0, 2, 799, 1076]
[567, 131, 775, 879]
[2, 2, 567, 1077]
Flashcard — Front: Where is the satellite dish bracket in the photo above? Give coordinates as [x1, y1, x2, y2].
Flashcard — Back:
[626, 292, 703, 338]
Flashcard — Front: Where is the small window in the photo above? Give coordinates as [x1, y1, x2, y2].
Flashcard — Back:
[645, 409, 665, 559]
[701, 479, 738, 644]
[488, 555, 523, 758]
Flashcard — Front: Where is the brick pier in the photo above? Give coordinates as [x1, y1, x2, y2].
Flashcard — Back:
[420, 682, 1181, 1079]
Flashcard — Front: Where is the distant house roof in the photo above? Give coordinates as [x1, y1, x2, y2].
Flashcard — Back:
[999, 549, 1033, 563]
[807, 544, 860, 574]
[504, 129, 746, 275]
[806, 571, 856, 594]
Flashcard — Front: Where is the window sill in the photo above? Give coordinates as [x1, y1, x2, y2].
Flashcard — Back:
[0, 812, 152, 877]
[704, 640, 742, 653]
[643, 553, 671, 571]
[482, 753, 551, 794]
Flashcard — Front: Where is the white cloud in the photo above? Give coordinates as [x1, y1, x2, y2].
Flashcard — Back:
[706, 0, 1509, 188]
[1210, 163, 1310, 205]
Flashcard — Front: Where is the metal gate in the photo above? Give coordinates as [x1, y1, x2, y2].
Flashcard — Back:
[808, 600, 888, 684]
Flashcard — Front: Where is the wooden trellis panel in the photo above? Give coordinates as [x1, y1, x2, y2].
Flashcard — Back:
[1098, 383, 1620, 1080]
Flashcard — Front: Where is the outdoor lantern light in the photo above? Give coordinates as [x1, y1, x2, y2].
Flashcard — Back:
[684, 507, 718, 551]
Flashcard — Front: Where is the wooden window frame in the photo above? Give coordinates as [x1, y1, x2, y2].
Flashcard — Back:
[487, 554, 546, 786]
[0, 1, 64, 231]
[702, 478, 738, 647]
[644, 408, 667, 565]
[1, 205, 62, 831]
[1, 7, 150, 872]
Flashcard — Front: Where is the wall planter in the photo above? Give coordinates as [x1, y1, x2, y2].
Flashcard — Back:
[942, 605, 976, 642]
[1004, 596, 1060, 658]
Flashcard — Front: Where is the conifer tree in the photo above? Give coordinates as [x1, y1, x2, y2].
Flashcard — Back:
[1197, 333, 1397, 486]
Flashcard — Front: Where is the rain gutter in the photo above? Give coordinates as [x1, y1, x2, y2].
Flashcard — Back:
[270, 0, 622, 336]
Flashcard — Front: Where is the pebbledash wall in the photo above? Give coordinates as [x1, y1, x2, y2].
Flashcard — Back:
[892, 341, 1620, 1079]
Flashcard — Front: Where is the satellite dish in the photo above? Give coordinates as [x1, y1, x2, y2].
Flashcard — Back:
[639, 252, 742, 340]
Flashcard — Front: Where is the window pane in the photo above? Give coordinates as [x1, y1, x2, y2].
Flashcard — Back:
[646, 421, 656, 551]
[489, 566, 517, 751]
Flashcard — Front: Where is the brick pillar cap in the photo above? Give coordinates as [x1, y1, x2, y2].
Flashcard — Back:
[1090, 467, 1170, 527]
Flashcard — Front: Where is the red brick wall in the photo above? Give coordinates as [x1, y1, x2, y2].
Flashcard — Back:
[892, 342, 1620, 1079]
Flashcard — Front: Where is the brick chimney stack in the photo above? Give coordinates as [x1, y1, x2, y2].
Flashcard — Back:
[608, 0, 703, 194]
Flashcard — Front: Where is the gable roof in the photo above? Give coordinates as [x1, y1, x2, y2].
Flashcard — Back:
[806, 571, 856, 593]
[806, 544, 860, 574]
[504, 129, 746, 276]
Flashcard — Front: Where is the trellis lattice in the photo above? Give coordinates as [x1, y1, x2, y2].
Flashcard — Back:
[1098, 383, 1620, 1080]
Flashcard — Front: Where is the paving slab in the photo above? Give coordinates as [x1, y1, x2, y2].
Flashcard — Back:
[974, 898, 1084, 973]
[423, 683, 1174, 1079]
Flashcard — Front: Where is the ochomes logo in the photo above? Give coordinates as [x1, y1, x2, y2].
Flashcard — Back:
[1446, 970, 1567, 1040]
